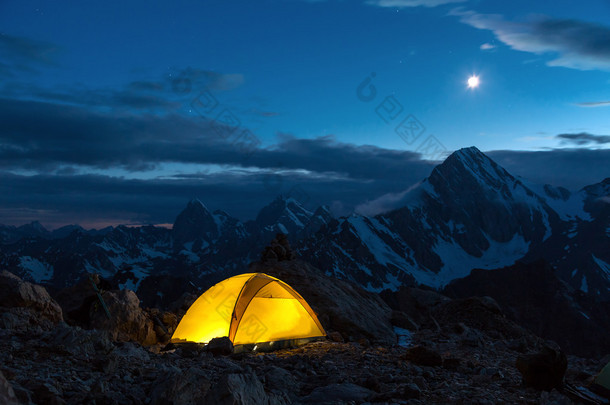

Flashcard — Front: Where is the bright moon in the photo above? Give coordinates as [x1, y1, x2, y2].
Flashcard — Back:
[467, 75, 480, 89]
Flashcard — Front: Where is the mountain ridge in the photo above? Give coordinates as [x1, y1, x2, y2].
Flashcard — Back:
[1, 147, 608, 303]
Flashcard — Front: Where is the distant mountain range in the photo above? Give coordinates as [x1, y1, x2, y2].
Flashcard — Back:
[1, 147, 608, 305]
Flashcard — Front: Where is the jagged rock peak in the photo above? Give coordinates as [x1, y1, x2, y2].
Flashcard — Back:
[172, 198, 218, 249]
[260, 233, 296, 263]
[186, 198, 209, 211]
[431, 146, 516, 190]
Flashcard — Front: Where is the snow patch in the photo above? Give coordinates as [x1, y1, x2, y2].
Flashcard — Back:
[276, 223, 289, 234]
[394, 327, 413, 347]
[414, 233, 530, 288]
[179, 249, 200, 263]
[581, 276, 588, 293]
[592, 255, 610, 280]
[118, 266, 150, 291]
[19, 256, 53, 283]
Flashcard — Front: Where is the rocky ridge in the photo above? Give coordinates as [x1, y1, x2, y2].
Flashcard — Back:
[1, 261, 609, 404]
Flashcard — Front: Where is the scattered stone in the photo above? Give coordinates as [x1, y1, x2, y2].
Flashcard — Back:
[207, 336, 234, 356]
[150, 367, 211, 405]
[398, 382, 421, 399]
[390, 310, 419, 331]
[404, 345, 443, 367]
[516, 346, 567, 391]
[327, 331, 344, 343]
[302, 383, 374, 404]
[0, 370, 19, 405]
[206, 371, 270, 405]
[265, 365, 299, 394]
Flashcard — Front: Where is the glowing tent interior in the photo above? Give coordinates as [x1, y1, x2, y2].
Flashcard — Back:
[171, 273, 326, 345]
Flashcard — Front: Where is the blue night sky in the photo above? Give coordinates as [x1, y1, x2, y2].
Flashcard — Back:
[1, 0, 609, 228]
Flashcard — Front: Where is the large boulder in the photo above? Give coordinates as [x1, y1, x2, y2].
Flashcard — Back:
[0, 371, 19, 405]
[403, 345, 443, 367]
[0, 270, 63, 323]
[150, 367, 211, 405]
[205, 371, 276, 405]
[89, 289, 157, 345]
[444, 260, 610, 357]
[516, 345, 567, 391]
[380, 286, 449, 328]
[54, 273, 112, 326]
[301, 383, 374, 404]
[206, 336, 234, 356]
[261, 233, 296, 263]
[249, 260, 396, 345]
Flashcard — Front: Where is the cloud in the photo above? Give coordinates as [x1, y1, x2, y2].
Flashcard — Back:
[451, 9, 610, 71]
[480, 43, 496, 50]
[487, 148, 610, 191]
[0, 95, 440, 227]
[556, 132, 610, 145]
[366, 0, 465, 7]
[1, 65, 244, 112]
[575, 101, 610, 107]
[0, 34, 61, 78]
[355, 182, 421, 216]
[0, 97, 437, 181]
[0, 161, 430, 228]
[0, 33, 59, 66]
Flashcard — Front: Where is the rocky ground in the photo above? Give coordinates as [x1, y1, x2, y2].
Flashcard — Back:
[1, 251, 609, 404]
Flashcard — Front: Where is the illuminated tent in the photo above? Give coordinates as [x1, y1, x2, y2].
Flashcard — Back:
[171, 273, 326, 346]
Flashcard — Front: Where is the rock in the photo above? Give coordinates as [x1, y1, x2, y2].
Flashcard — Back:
[207, 336, 234, 356]
[29, 381, 66, 405]
[390, 310, 419, 331]
[89, 289, 157, 345]
[359, 374, 381, 392]
[327, 331, 344, 343]
[161, 311, 178, 331]
[516, 346, 567, 391]
[54, 273, 112, 326]
[250, 260, 396, 345]
[265, 366, 299, 394]
[302, 383, 374, 404]
[380, 286, 449, 327]
[397, 382, 421, 399]
[443, 357, 461, 370]
[169, 292, 199, 319]
[110, 341, 150, 362]
[46, 322, 114, 357]
[458, 323, 484, 347]
[261, 233, 296, 263]
[0, 270, 63, 323]
[403, 345, 443, 367]
[150, 367, 211, 405]
[432, 296, 526, 341]
[445, 260, 610, 358]
[0, 370, 19, 405]
[205, 371, 271, 405]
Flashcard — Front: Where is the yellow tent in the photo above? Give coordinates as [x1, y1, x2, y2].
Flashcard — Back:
[172, 273, 326, 345]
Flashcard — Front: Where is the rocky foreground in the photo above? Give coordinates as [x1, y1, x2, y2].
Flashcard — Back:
[1, 258, 609, 404]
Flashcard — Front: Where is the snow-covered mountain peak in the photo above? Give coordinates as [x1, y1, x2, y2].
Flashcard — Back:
[434, 146, 516, 191]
